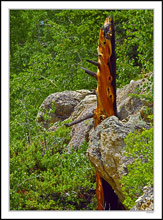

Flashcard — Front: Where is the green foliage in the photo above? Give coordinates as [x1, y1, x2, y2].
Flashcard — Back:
[129, 74, 153, 125]
[10, 123, 97, 210]
[114, 10, 153, 87]
[10, 10, 153, 90]
[10, 9, 153, 210]
[121, 127, 153, 209]
[121, 74, 153, 209]
[10, 9, 153, 145]
[129, 74, 153, 102]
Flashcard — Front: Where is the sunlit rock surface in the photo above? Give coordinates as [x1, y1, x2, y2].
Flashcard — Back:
[87, 114, 149, 204]
[37, 90, 93, 129]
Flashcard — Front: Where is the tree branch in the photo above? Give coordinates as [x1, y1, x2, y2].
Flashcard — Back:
[86, 59, 100, 68]
[81, 67, 97, 79]
[64, 113, 94, 127]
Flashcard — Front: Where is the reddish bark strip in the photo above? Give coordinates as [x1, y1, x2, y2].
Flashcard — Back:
[94, 16, 117, 210]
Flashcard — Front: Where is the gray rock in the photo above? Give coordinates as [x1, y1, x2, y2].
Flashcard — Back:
[117, 75, 153, 121]
[117, 79, 144, 120]
[87, 114, 149, 204]
[37, 90, 93, 129]
[37, 76, 152, 130]
[66, 94, 96, 152]
[131, 185, 154, 211]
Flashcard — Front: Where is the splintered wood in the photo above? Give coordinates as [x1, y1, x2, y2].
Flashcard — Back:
[94, 16, 117, 128]
[94, 16, 117, 210]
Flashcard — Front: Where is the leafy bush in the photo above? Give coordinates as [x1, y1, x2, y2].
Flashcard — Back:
[114, 10, 153, 87]
[121, 72, 153, 209]
[121, 127, 153, 209]
[10, 10, 153, 210]
[10, 123, 97, 210]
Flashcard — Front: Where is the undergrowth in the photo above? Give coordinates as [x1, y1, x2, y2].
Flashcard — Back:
[10, 121, 97, 210]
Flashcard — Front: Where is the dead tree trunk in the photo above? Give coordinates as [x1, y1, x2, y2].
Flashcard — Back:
[93, 15, 117, 127]
[93, 15, 117, 210]
[65, 15, 117, 210]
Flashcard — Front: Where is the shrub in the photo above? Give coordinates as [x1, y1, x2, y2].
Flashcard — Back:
[10, 123, 97, 210]
[121, 127, 153, 209]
